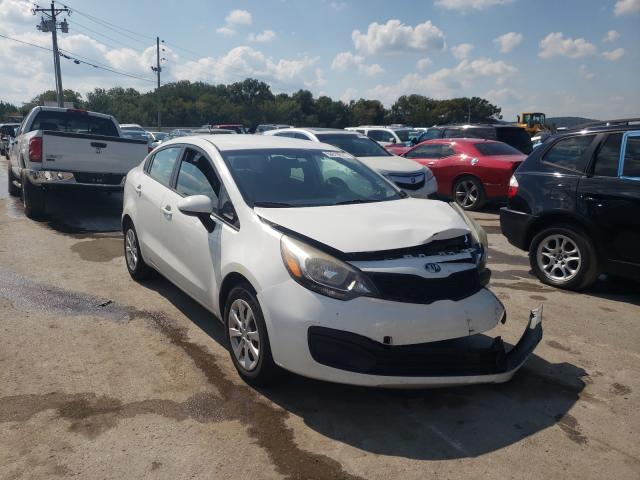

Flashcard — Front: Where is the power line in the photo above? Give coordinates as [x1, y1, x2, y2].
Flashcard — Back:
[60, 1, 155, 44]
[68, 20, 144, 51]
[0, 32, 156, 84]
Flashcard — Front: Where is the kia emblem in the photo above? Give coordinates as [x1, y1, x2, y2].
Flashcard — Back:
[410, 177, 416, 184]
[425, 263, 441, 273]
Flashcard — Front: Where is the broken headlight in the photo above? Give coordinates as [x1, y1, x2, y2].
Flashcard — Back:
[450, 202, 488, 270]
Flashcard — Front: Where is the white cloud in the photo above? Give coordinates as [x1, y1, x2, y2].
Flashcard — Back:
[331, 51, 384, 76]
[366, 57, 517, 104]
[578, 65, 595, 80]
[173, 46, 323, 90]
[417, 58, 432, 71]
[248, 30, 276, 43]
[340, 87, 358, 103]
[216, 9, 252, 36]
[451, 43, 474, 60]
[226, 9, 252, 25]
[352, 19, 445, 55]
[602, 30, 620, 43]
[538, 33, 597, 59]
[435, 0, 513, 11]
[216, 26, 236, 36]
[493, 32, 523, 53]
[602, 48, 625, 61]
[328, 1, 347, 11]
[614, 0, 640, 15]
[484, 88, 522, 106]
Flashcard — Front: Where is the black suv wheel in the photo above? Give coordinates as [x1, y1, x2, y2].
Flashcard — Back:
[529, 225, 599, 290]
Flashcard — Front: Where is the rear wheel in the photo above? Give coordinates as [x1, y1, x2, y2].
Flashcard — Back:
[453, 176, 486, 211]
[224, 284, 280, 386]
[124, 223, 154, 280]
[7, 164, 20, 197]
[529, 225, 599, 290]
[21, 172, 46, 219]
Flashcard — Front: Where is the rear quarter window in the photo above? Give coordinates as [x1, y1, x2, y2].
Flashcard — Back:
[622, 135, 640, 178]
[542, 135, 596, 173]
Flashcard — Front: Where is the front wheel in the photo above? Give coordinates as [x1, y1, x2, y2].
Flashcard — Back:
[453, 176, 486, 211]
[7, 164, 20, 197]
[224, 284, 280, 386]
[529, 225, 599, 290]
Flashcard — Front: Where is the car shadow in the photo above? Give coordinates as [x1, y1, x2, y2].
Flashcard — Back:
[143, 274, 587, 461]
[29, 189, 123, 234]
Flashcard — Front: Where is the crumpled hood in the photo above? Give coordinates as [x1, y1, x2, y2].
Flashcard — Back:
[358, 155, 424, 175]
[256, 198, 470, 253]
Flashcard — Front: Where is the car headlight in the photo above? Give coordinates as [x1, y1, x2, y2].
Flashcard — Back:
[450, 202, 488, 269]
[280, 235, 377, 300]
[423, 167, 434, 181]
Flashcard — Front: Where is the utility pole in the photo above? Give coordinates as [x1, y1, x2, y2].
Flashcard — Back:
[151, 37, 165, 129]
[33, 2, 71, 108]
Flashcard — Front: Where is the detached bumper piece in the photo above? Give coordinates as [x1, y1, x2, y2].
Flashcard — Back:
[308, 306, 543, 378]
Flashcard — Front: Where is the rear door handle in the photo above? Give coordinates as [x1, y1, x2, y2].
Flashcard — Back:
[161, 205, 172, 218]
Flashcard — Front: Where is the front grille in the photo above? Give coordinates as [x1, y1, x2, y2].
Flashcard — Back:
[73, 173, 124, 185]
[389, 173, 425, 191]
[368, 268, 482, 304]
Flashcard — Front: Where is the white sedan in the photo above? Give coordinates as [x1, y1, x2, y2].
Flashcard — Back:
[122, 134, 542, 387]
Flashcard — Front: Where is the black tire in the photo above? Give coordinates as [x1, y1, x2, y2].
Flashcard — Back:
[123, 223, 154, 281]
[7, 164, 20, 197]
[21, 172, 46, 219]
[529, 224, 599, 291]
[224, 284, 280, 387]
[453, 176, 486, 211]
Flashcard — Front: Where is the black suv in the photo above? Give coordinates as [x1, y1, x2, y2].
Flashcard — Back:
[500, 121, 640, 290]
[418, 124, 533, 154]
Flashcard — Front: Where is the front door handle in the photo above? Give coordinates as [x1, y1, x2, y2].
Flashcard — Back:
[161, 205, 172, 218]
[135, 184, 142, 195]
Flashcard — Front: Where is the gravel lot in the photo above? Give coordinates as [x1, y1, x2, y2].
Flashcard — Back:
[1, 157, 639, 479]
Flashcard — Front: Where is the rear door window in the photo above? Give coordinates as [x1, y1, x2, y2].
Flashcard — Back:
[592, 133, 622, 177]
[421, 129, 442, 140]
[543, 135, 596, 173]
[148, 147, 182, 187]
[622, 135, 640, 178]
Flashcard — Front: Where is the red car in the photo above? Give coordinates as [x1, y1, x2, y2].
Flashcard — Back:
[385, 143, 413, 156]
[402, 138, 526, 210]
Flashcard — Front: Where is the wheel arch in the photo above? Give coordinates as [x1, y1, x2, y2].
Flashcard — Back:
[451, 172, 483, 195]
[524, 211, 601, 255]
[218, 272, 257, 320]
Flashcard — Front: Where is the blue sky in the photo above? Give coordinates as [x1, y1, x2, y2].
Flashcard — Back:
[0, 0, 638, 120]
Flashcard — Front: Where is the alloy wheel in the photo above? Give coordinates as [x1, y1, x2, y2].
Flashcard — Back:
[455, 180, 478, 208]
[536, 234, 582, 282]
[228, 299, 261, 371]
[125, 229, 138, 271]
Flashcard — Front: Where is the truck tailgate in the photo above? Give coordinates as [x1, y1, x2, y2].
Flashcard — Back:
[41, 131, 148, 174]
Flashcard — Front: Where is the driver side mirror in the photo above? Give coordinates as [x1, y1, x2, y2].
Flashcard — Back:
[389, 137, 397, 144]
[178, 194, 216, 232]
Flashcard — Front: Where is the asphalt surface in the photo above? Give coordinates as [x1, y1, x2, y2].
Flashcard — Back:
[1, 157, 639, 479]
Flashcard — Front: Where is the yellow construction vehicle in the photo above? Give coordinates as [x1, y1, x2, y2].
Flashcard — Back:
[517, 112, 553, 137]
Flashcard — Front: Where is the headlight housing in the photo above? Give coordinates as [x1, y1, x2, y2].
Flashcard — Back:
[423, 166, 434, 181]
[280, 235, 377, 300]
[450, 202, 488, 269]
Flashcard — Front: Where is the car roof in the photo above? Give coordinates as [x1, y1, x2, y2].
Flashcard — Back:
[272, 127, 358, 135]
[423, 138, 501, 144]
[166, 133, 343, 152]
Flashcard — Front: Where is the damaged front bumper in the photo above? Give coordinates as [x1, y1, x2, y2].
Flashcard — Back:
[306, 306, 543, 388]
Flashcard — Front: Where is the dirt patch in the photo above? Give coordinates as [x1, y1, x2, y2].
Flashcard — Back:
[491, 281, 551, 293]
[71, 237, 123, 262]
[555, 413, 588, 445]
[610, 383, 632, 396]
[530, 295, 548, 301]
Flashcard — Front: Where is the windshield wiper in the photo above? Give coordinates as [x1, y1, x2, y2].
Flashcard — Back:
[333, 199, 373, 205]
[253, 201, 296, 208]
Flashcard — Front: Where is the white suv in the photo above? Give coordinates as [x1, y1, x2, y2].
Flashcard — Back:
[345, 126, 415, 147]
[265, 128, 437, 198]
[122, 134, 542, 388]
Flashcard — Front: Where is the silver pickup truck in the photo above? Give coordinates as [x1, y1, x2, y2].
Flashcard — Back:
[7, 106, 149, 219]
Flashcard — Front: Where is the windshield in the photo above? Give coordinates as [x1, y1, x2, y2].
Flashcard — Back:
[474, 142, 523, 156]
[315, 134, 391, 157]
[220, 148, 403, 208]
[394, 129, 414, 142]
